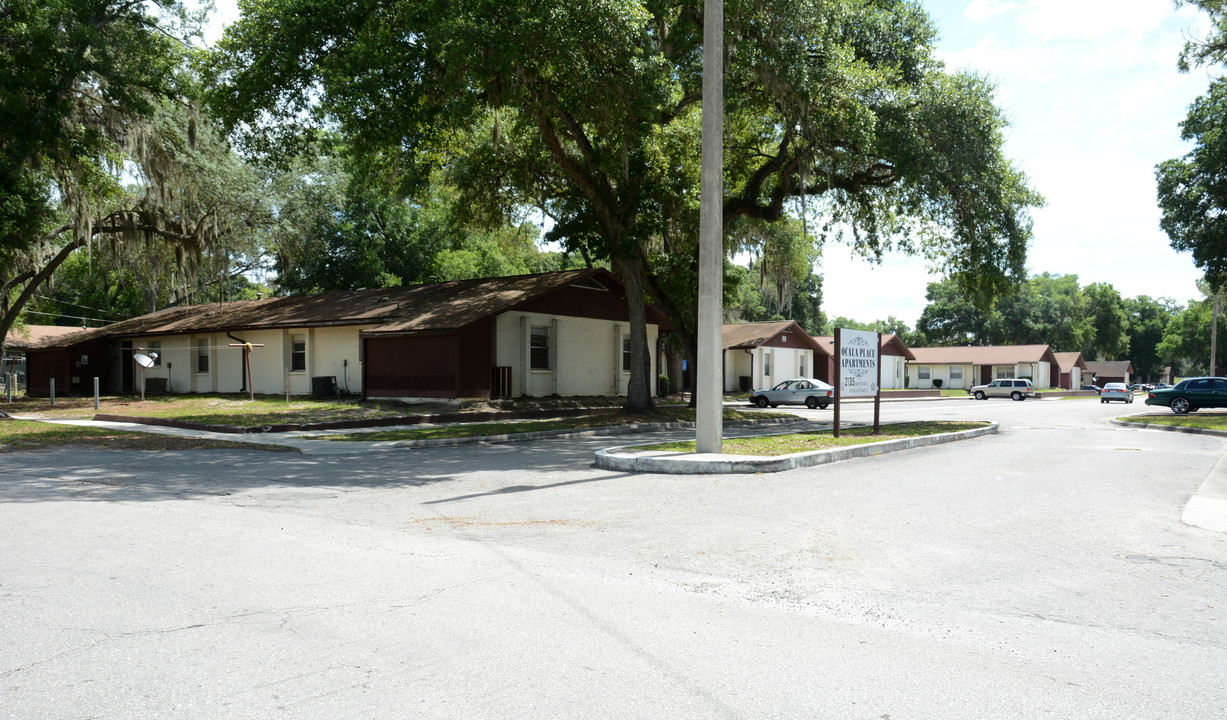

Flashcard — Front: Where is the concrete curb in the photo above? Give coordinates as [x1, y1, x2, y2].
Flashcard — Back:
[1109, 417, 1227, 438]
[593, 422, 999, 475]
[388, 417, 804, 448]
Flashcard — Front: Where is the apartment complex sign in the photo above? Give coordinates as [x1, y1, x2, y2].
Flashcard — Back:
[839, 328, 880, 397]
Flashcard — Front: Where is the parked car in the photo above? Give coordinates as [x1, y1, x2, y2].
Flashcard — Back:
[1081, 384, 1101, 393]
[1145, 377, 1227, 414]
[970, 378, 1035, 401]
[748, 378, 834, 409]
[1101, 382, 1134, 403]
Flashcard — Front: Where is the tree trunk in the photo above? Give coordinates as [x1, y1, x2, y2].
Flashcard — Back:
[614, 255, 654, 413]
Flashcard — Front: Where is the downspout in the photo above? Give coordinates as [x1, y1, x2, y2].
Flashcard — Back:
[227, 332, 248, 392]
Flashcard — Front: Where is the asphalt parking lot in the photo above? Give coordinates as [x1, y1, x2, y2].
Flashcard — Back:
[2, 397, 1225, 719]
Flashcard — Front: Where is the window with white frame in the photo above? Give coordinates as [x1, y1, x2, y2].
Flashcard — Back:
[997, 367, 1010, 379]
[950, 366, 963, 380]
[918, 367, 931, 380]
[291, 334, 306, 372]
[196, 339, 209, 373]
[530, 326, 550, 370]
[622, 335, 630, 372]
[764, 353, 771, 376]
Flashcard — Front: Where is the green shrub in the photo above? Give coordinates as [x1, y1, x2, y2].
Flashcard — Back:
[739, 376, 752, 392]
[933, 378, 943, 388]
[658, 374, 671, 397]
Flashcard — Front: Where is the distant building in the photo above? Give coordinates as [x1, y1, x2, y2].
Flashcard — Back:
[907, 345, 1059, 389]
[1053, 352, 1089, 390]
[24, 269, 668, 401]
[722, 321, 827, 392]
[1084, 360, 1134, 387]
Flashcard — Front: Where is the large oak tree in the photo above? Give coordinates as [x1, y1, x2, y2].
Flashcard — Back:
[208, 0, 1039, 411]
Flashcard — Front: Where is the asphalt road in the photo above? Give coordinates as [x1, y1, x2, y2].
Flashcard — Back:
[2, 397, 1225, 719]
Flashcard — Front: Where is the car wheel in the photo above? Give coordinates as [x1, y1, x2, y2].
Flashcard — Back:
[1011, 391, 1022, 401]
[805, 396, 818, 409]
[1171, 397, 1190, 414]
[974, 391, 986, 400]
[817, 402, 829, 410]
[755, 396, 768, 408]
[1100, 399, 1106, 404]
[770, 403, 779, 408]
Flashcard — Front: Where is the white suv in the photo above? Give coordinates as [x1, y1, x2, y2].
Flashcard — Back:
[970, 378, 1035, 401]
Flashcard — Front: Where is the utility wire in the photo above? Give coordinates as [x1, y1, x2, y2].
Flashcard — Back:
[29, 293, 121, 318]
[20, 309, 114, 325]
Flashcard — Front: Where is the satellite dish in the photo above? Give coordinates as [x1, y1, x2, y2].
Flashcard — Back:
[133, 353, 155, 368]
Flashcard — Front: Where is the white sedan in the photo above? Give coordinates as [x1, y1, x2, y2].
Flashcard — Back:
[747, 378, 834, 409]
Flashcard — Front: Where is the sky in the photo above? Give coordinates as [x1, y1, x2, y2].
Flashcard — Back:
[821, 0, 1213, 325]
[202, 1, 1214, 326]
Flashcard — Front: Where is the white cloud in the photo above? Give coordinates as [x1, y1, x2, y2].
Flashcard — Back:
[964, 0, 1020, 23]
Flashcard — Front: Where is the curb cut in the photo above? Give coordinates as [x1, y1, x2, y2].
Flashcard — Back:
[593, 422, 999, 475]
[1109, 417, 1227, 438]
[386, 417, 805, 448]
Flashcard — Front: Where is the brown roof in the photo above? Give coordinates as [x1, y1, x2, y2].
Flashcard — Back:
[813, 333, 915, 360]
[4, 324, 87, 350]
[1084, 360, 1134, 376]
[1053, 352, 1088, 372]
[722, 321, 825, 353]
[31, 269, 648, 349]
[908, 344, 1057, 365]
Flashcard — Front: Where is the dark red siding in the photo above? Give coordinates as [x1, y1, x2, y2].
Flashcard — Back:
[363, 334, 460, 397]
[512, 283, 669, 327]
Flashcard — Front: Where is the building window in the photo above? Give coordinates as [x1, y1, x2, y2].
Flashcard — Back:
[950, 366, 963, 380]
[530, 326, 550, 370]
[997, 368, 1010, 379]
[622, 335, 631, 372]
[196, 339, 209, 373]
[149, 341, 161, 367]
[764, 353, 771, 376]
[291, 334, 306, 372]
[918, 367, 931, 380]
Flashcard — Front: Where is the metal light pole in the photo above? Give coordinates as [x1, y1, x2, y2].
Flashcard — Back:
[696, 0, 724, 454]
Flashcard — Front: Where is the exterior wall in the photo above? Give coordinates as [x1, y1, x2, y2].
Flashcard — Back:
[309, 326, 365, 394]
[909, 361, 1052, 389]
[742, 346, 811, 390]
[494, 312, 659, 398]
[724, 350, 754, 392]
[125, 327, 366, 396]
[908, 363, 972, 390]
[881, 355, 907, 390]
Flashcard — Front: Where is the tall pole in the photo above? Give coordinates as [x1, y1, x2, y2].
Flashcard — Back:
[1213, 291, 1221, 376]
[696, 0, 724, 454]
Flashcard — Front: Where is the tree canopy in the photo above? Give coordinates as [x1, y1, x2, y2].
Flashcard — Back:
[208, 0, 1040, 410]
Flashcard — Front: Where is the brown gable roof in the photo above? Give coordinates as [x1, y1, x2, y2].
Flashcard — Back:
[1053, 352, 1088, 372]
[1084, 360, 1134, 376]
[812, 333, 915, 360]
[722, 321, 825, 353]
[908, 344, 1057, 365]
[31, 269, 648, 349]
[5, 325, 87, 349]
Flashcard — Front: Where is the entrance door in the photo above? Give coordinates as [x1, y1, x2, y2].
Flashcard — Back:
[121, 341, 133, 394]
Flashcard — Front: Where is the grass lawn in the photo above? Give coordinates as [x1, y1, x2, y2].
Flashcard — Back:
[1117, 412, 1227, 431]
[626, 420, 991, 456]
[4, 393, 429, 426]
[312, 407, 787, 442]
[0, 419, 298, 453]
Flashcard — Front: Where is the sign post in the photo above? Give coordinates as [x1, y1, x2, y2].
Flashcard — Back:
[228, 343, 264, 401]
[835, 328, 881, 437]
